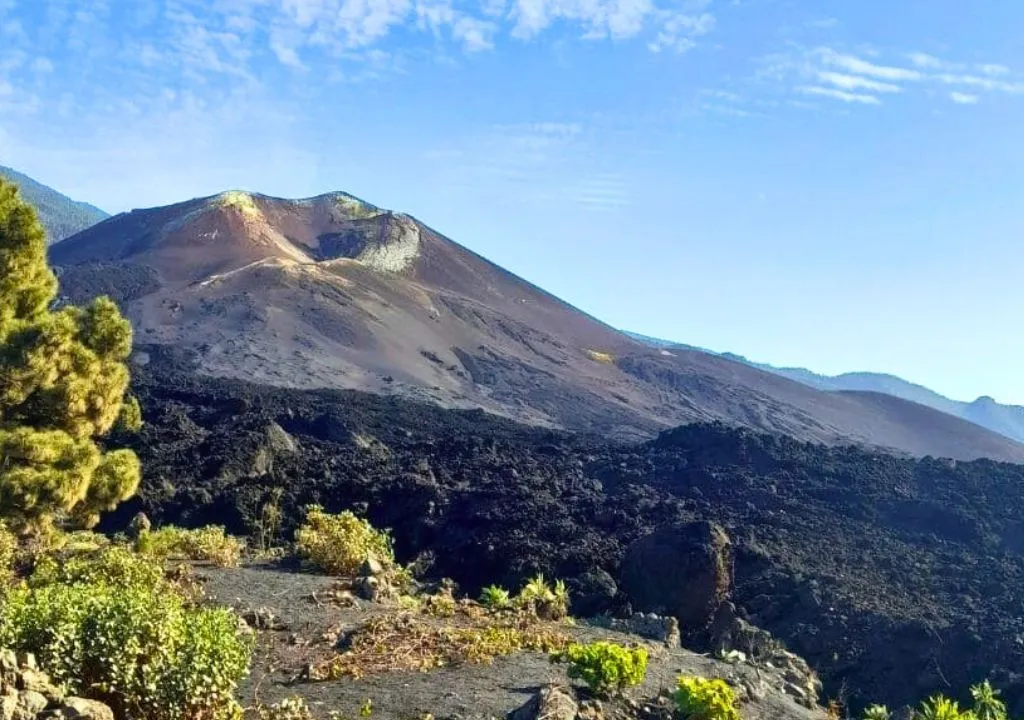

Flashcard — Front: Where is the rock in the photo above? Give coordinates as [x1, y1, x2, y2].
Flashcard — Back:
[0, 693, 17, 720]
[354, 575, 397, 602]
[620, 521, 734, 644]
[359, 556, 386, 578]
[127, 512, 151, 540]
[61, 697, 116, 720]
[242, 607, 285, 631]
[13, 690, 46, 720]
[16, 668, 62, 704]
[569, 569, 618, 617]
[508, 685, 578, 720]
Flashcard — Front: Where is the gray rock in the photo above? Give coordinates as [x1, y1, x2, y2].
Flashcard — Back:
[508, 685, 578, 720]
[620, 521, 733, 644]
[13, 690, 47, 720]
[61, 697, 116, 720]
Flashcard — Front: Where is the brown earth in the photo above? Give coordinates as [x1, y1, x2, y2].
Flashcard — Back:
[51, 189, 1024, 461]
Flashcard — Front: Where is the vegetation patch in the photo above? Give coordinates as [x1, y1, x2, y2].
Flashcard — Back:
[137, 524, 244, 567]
[553, 640, 648, 696]
[312, 609, 572, 681]
[296, 505, 397, 576]
[0, 546, 253, 720]
[585, 349, 616, 364]
[674, 676, 741, 720]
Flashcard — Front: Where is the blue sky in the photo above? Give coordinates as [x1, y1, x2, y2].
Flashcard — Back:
[1, 0, 1022, 404]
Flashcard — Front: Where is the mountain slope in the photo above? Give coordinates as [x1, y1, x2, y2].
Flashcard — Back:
[0, 166, 109, 243]
[50, 190, 1024, 461]
[625, 332, 1024, 444]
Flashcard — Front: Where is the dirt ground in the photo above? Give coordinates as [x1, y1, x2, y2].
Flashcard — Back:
[197, 565, 824, 720]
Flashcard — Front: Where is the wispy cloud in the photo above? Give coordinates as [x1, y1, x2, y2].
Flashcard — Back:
[816, 48, 922, 82]
[816, 71, 902, 94]
[799, 86, 881, 105]
[950, 92, 979, 105]
[751, 45, 1023, 111]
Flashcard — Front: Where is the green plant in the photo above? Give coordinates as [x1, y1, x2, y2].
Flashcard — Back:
[256, 488, 284, 552]
[514, 574, 570, 619]
[359, 699, 373, 717]
[864, 705, 891, 720]
[295, 505, 396, 576]
[136, 525, 244, 567]
[553, 641, 648, 696]
[0, 550, 253, 720]
[917, 695, 976, 720]
[971, 681, 1007, 720]
[478, 585, 511, 609]
[0, 178, 140, 533]
[0, 520, 15, 583]
[257, 696, 315, 720]
[674, 676, 741, 720]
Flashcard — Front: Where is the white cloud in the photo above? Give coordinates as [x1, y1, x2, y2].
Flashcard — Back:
[908, 52, 944, 69]
[816, 70, 902, 94]
[979, 63, 1010, 77]
[816, 48, 922, 81]
[799, 86, 881, 105]
[647, 10, 715, 53]
[949, 92, 978, 105]
[937, 72, 1024, 94]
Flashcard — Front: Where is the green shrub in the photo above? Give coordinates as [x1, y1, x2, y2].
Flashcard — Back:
[257, 696, 315, 720]
[553, 641, 648, 696]
[917, 696, 976, 720]
[0, 548, 253, 720]
[0, 521, 15, 583]
[971, 681, 1007, 720]
[514, 574, 570, 619]
[674, 676, 741, 720]
[478, 585, 511, 609]
[295, 505, 396, 576]
[864, 705, 891, 720]
[137, 525, 244, 567]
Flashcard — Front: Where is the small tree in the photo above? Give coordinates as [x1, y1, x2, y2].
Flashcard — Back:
[0, 178, 140, 533]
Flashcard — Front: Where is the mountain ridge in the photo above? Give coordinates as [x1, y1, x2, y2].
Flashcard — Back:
[48, 189, 1024, 462]
[0, 166, 109, 243]
[626, 331, 1024, 444]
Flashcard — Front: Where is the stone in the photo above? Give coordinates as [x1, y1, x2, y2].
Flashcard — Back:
[619, 521, 733, 645]
[13, 690, 47, 720]
[568, 569, 618, 617]
[16, 668, 62, 704]
[509, 685, 578, 720]
[0, 692, 17, 720]
[359, 556, 386, 578]
[61, 697, 116, 720]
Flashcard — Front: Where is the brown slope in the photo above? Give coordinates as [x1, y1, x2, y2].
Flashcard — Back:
[50, 190, 1024, 462]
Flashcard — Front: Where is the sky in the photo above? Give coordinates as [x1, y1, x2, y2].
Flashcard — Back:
[1, 0, 1022, 404]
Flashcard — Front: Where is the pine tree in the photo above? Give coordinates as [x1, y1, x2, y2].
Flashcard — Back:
[0, 178, 140, 532]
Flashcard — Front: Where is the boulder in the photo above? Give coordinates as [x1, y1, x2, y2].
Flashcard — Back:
[508, 684, 578, 720]
[568, 569, 618, 617]
[61, 697, 116, 720]
[619, 521, 733, 645]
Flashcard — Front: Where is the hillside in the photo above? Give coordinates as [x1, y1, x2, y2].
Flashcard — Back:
[50, 189, 1024, 461]
[0, 165, 109, 243]
[104, 365, 1024, 717]
[627, 332, 1024, 444]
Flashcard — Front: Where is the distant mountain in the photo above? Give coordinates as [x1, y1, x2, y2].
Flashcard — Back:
[626, 331, 1024, 444]
[0, 166, 109, 243]
[46, 188, 1024, 461]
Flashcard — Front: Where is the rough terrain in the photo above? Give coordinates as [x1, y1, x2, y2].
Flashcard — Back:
[197, 564, 824, 720]
[102, 367, 1024, 717]
[50, 189, 1024, 460]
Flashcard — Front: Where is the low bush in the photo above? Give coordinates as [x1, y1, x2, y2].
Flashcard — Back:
[674, 676, 741, 720]
[295, 505, 396, 576]
[514, 574, 570, 619]
[0, 547, 253, 720]
[478, 585, 511, 610]
[137, 525, 244, 567]
[553, 641, 648, 696]
[863, 705, 890, 720]
[917, 696, 975, 720]
[0, 521, 14, 583]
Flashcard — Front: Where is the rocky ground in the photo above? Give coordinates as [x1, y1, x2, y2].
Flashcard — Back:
[196, 564, 825, 720]
[102, 366, 1024, 716]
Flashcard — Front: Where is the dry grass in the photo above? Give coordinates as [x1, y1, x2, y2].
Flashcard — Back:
[310, 603, 572, 681]
[585, 349, 616, 364]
